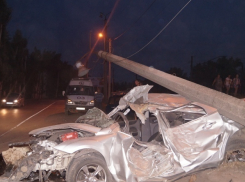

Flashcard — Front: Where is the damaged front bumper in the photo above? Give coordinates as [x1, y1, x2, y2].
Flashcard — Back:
[1, 140, 74, 182]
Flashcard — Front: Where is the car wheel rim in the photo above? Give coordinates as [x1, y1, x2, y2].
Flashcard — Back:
[76, 164, 107, 182]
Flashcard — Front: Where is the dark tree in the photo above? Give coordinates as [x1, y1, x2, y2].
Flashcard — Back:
[0, 0, 11, 45]
[27, 48, 74, 99]
[192, 57, 244, 88]
[166, 67, 187, 79]
[0, 0, 11, 97]
[0, 1, 74, 99]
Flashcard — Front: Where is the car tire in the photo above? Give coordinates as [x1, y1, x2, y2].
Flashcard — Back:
[66, 152, 114, 182]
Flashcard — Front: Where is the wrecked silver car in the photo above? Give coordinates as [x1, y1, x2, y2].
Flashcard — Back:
[0, 85, 243, 182]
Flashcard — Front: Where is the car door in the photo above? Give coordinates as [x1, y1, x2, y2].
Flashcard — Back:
[158, 103, 230, 172]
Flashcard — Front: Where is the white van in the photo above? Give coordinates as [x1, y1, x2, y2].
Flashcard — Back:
[64, 78, 94, 115]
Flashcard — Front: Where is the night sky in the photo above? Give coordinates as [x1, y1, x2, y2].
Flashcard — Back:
[6, 0, 245, 82]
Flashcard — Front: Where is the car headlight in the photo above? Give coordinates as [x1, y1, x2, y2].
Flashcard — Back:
[87, 100, 94, 105]
[89, 100, 94, 105]
[14, 100, 18, 103]
[2, 99, 6, 103]
[67, 99, 75, 105]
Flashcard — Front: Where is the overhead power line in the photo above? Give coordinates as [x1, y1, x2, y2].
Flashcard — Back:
[115, 0, 172, 51]
[114, 0, 157, 40]
[127, 0, 192, 59]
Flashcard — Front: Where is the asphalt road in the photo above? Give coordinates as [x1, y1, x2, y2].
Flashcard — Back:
[0, 99, 84, 152]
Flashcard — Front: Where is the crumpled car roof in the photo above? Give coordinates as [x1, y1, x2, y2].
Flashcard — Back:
[111, 85, 197, 123]
[119, 85, 190, 110]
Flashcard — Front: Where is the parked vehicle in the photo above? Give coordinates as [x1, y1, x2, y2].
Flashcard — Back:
[63, 78, 95, 115]
[1, 85, 244, 182]
[1, 93, 24, 107]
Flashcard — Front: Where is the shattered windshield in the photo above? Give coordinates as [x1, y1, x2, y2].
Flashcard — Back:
[75, 108, 114, 128]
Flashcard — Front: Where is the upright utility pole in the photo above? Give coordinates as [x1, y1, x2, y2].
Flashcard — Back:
[108, 38, 112, 98]
[103, 17, 108, 101]
[100, 12, 110, 100]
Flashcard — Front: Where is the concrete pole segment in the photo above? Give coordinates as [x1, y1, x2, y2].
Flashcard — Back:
[108, 38, 112, 98]
[98, 51, 245, 126]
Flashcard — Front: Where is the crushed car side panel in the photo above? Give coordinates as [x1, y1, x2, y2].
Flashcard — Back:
[116, 86, 240, 181]
[155, 106, 239, 173]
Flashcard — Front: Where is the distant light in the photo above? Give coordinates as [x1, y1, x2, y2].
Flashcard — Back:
[98, 33, 103, 38]
[76, 62, 83, 69]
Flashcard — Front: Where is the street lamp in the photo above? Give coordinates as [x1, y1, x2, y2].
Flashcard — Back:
[98, 33, 103, 38]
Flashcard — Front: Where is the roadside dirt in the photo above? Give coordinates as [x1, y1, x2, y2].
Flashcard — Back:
[175, 162, 245, 182]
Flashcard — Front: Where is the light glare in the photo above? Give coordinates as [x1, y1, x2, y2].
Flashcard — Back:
[98, 33, 103, 38]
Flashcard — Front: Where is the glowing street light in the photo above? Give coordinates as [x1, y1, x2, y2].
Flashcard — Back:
[98, 33, 103, 38]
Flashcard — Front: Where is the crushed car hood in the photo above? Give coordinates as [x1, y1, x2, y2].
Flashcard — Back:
[29, 123, 101, 135]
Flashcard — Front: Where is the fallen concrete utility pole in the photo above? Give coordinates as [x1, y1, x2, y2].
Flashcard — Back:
[98, 51, 245, 126]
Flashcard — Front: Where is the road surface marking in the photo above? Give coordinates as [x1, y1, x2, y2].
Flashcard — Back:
[0, 102, 56, 138]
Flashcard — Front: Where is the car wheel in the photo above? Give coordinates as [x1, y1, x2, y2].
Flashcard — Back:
[66, 152, 114, 182]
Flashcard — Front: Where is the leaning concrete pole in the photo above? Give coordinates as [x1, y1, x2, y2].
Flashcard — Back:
[98, 51, 245, 126]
